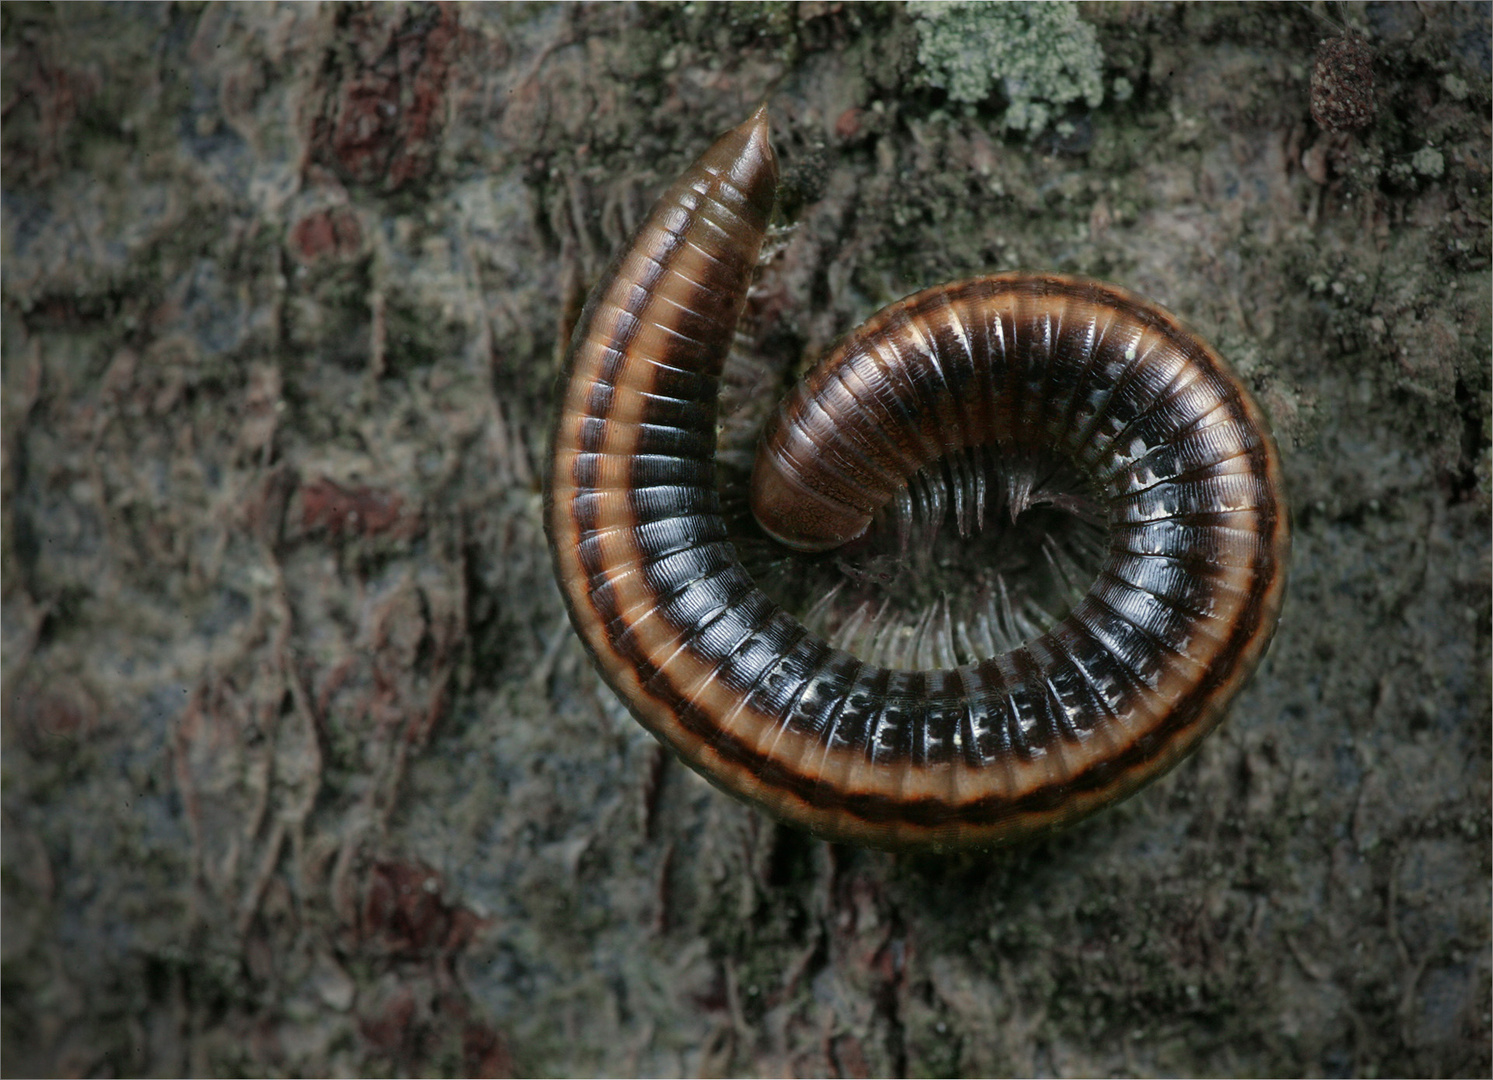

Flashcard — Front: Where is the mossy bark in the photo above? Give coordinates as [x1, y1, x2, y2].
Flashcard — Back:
[3, 4, 1489, 1076]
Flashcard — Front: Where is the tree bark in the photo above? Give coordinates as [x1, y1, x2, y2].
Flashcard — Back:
[3, 3, 1488, 1076]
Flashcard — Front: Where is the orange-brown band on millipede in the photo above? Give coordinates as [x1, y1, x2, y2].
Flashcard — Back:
[544, 108, 1290, 852]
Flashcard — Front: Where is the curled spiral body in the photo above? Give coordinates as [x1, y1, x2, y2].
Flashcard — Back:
[544, 108, 1290, 851]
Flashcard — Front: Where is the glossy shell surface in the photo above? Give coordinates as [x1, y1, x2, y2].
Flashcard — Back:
[545, 109, 1290, 850]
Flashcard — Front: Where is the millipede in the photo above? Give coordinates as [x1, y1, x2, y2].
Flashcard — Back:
[544, 106, 1290, 851]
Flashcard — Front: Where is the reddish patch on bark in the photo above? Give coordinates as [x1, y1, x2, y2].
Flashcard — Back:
[311, 6, 461, 191]
[1311, 36, 1376, 133]
[1, 41, 101, 181]
[357, 974, 513, 1076]
[361, 860, 486, 957]
[834, 107, 864, 140]
[301, 477, 412, 539]
[827, 1032, 871, 1079]
[11, 681, 98, 751]
[358, 982, 417, 1055]
[354, 861, 507, 1072]
[289, 207, 363, 264]
[462, 1023, 515, 1079]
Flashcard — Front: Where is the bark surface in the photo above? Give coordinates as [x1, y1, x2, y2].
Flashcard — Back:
[3, 4, 1489, 1076]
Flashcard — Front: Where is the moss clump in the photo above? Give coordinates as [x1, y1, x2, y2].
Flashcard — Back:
[909, 1, 1104, 133]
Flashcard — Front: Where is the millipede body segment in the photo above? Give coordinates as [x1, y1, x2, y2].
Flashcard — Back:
[544, 107, 1290, 851]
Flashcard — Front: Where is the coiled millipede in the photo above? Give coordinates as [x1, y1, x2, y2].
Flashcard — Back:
[545, 107, 1290, 851]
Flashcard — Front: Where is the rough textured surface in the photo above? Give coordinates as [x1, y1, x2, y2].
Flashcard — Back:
[1311, 34, 1378, 133]
[2, 3, 1488, 1077]
[908, 1, 1104, 130]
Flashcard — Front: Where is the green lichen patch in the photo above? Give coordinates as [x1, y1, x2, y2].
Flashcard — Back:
[909, 0, 1104, 132]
